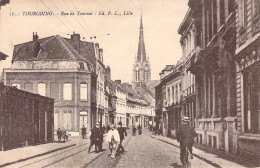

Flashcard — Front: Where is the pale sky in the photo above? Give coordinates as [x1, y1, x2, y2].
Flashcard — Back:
[0, 0, 188, 83]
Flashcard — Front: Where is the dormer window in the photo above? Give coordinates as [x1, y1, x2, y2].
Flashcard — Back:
[78, 62, 84, 69]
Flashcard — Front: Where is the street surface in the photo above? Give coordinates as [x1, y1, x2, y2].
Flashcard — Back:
[6, 129, 214, 168]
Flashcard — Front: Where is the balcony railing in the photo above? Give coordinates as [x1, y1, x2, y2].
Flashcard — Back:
[182, 84, 195, 98]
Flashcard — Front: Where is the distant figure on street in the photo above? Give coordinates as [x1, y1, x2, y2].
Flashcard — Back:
[106, 124, 120, 158]
[132, 126, 136, 136]
[88, 122, 103, 153]
[138, 125, 142, 135]
[82, 125, 87, 139]
[176, 116, 197, 166]
[117, 122, 127, 154]
[62, 127, 68, 142]
[57, 128, 62, 142]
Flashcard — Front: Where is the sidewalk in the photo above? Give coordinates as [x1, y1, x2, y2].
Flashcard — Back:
[151, 134, 251, 168]
[0, 136, 82, 167]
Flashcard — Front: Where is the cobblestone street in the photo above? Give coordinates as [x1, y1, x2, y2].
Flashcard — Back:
[2, 129, 250, 168]
[115, 130, 213, 168]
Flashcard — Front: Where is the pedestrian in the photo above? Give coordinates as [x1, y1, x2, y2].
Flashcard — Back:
[106, 124, 120, 158]
[176, 116, 197, 166]
[132, 126, 136, 136]
[57, 128, 62, 142]
[138, 125, 142, 135]
[96, 123, 104, 152]
[117, 122, 127, 154]
[62, 127, 68, 142]
[88, 122, 103, 153]
[82, 125, 87, 139]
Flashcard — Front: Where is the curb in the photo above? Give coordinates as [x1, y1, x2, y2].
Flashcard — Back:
[151, 135, 222, 168]
[0, 143, 76, 167]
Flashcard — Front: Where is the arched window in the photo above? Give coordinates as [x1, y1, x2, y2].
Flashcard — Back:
[136, 70, 140, 81]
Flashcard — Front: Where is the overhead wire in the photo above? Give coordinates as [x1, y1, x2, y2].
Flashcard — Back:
[48, 0, 78, 33]
[39, 0, 72, 33]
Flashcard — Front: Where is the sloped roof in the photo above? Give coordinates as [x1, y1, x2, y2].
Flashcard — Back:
[0, 52, 8, 60]
[163, 65, 175, 71]
[12, 35, 95, 67]
[146, 80, 160, 93]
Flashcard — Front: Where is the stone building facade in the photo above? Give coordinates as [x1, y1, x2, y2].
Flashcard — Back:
[178, 10, 196, 127]
[4, 33, 97, 133]
[235, 0, 260, 161]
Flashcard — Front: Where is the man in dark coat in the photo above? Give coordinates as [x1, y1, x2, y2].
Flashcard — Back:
[176, 116, 197, 166]
[57, 128, 62, 142]
[82, 125, 87, 139]
[117, 122, 127, 154]
[88, 122, 103, 153]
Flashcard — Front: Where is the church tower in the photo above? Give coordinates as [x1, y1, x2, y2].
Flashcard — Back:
[132, 15, 151, 87]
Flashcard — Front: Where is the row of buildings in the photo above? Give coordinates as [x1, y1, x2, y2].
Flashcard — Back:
[2, 15, 157, 134]
[155, 0, 259, 161]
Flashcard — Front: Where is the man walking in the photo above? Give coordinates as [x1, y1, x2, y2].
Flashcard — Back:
[176, 116, 197, 166]
[106, 124, 120, 158]
[117, 122, 127, 154]
[88, 122, 101, 153]
[57, 128, 62, 142]
[96, 123, 104, 152]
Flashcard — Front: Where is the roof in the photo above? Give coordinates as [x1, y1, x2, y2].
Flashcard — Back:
[0, 52, 8, 61]
[178, 8, 191, 35]
[146, 80, 160, 93]
[12, 35, 95, 69]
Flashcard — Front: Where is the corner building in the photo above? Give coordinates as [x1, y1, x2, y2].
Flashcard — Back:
[4, 33, 97, 134]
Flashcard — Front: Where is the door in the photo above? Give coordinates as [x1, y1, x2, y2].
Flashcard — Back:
[80, 111, 88, 134]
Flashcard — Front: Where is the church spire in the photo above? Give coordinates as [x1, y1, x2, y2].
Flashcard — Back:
[137, 14, 146, 63]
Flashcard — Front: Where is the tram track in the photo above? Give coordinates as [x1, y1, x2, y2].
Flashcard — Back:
[14, 142, 88, 168]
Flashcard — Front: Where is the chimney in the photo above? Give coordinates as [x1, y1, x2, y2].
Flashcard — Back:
[105, 66, 111, 80]
[71, 32, 80, 42]
[33, 32, 39, 41]
[128, 84, 132, 89]
[115, 80, 121, 84]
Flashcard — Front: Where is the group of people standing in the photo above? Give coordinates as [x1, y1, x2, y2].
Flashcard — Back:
[88, 121, 127, 158]
[56, 128, 68, 142]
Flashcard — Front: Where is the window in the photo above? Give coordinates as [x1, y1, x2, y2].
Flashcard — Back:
[12, 83, 20, 89]
[239, 0, 247, 27]
[63, 83, 72, 100]
[78, 62, 84, 69]
[243, 68, 260, 133]
[172, 85, 175, 103]
[220, 0, 225, 26]
[136, 70, 140, 81]
[253, 0, 260, 17]
[80, 83, 88, 100]
[37, 83, 46, 96]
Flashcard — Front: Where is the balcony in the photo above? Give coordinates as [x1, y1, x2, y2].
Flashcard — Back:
[252, 15, 260, 35]
[187, 46, 204, 74]
[182, 84, 195, 98]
